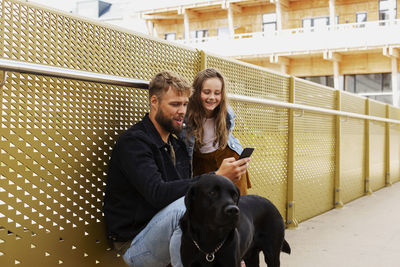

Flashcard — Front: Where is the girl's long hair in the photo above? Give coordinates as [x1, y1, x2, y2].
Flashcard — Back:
[187, 68, 228, 150]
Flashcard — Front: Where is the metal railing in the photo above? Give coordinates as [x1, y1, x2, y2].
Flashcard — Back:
[0, 58, 149, 89]
[228, 93, 400, 124]
[2, 58, 399, 125]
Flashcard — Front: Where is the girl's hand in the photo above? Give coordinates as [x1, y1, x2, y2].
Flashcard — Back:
[215, 157, 250, 182]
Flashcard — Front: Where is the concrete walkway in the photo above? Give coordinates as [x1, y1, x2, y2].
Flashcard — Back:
[268, 181, 400, 267]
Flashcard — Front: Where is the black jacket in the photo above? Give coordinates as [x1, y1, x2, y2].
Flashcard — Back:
[103, 114, 197, 242]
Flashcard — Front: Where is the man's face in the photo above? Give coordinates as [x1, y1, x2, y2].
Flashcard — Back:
[155, 87, 189, 134]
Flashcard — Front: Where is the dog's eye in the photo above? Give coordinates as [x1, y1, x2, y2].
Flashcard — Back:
[231, 191, 239, 201]
[208, 190, 216, 197]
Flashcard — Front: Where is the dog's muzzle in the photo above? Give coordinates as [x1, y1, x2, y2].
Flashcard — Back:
[224, 205, 239, 217]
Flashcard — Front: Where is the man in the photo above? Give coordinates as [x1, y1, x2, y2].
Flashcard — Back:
[103, 71, 249, 267]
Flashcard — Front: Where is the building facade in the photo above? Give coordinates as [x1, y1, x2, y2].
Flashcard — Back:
[142, 0, 400, 106]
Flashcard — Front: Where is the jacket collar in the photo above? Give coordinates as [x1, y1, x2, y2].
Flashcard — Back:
[142, 113, 168, 149]
[142, 113, 181, 149]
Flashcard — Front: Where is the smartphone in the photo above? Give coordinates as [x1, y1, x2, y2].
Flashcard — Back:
[238, 147, 255, 159]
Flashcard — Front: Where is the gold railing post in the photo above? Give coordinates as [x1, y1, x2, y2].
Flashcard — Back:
[200, 50, 207, 70]
[365, 98, 373, 195]
[286, 77, 298, 228]
[385, 104, 392, 186]
[335, 90, 344, 208]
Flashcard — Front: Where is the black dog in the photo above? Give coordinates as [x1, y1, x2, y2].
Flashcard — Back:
[180, 174, 290, 267]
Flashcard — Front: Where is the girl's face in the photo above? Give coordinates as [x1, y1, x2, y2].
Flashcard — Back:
[200, 77, 223, 118]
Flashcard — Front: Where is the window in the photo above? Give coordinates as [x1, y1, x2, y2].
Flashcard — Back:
[98, 1, 112, 17]
[379, 0, 397, 20]
[356, 74, 382, 93]
[382, 73, 392, 92]
[314, 17, 329, 28]
[302, 16, 329, 29]
[302, 18, 312, 28]
[344, 73, 393, 104]
[344, 73, 392, 93]
[217, 27, 230, 38]
[356, 12, 367, 22]
[195, 29, 208, 39]
[345, 75, 355, 93]
[369, 95, 392, 104]
[356, 12, 367, 27]
[300, 76, 334, 87]
[164, 33, 176, 41]
[262, 13, 277, 32]
[190, 29, 208, 42]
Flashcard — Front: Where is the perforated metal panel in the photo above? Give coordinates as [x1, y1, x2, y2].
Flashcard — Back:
[2, 0, 400, 266]
[340, 93, 366, 203]
[231, 101, 289, 217]
[293, 78, 336, 109]
[0, 71, 150, 265]
[133, 35, 201, 81]
[0, 0, 200, 265]
[0, 0, 201, 82]
[204, 54, 290, 218]
[204, 55, 290, 102]
[369, 100, 387, 191]
[389, 106, 400, 183]
[293, 79, 336, 222]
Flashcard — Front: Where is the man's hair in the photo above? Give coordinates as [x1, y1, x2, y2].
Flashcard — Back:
[149, 71, 192, 101]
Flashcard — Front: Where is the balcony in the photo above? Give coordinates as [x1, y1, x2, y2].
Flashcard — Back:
[176, 19, 400, 58]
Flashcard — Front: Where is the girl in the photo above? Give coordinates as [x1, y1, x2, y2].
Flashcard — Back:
[183, 68, 251, 195]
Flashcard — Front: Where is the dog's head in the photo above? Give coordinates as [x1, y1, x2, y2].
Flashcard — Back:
[184, 174, 241, 230]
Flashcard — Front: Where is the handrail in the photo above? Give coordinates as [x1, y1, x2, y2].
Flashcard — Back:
[0, 58, 149, 89]
[1, 58, 398, 124]
[228, 93, 400, 124]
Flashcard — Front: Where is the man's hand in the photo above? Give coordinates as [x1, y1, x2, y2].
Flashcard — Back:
[215, 157, 250, 183]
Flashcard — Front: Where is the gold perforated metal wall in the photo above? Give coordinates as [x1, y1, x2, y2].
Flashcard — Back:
[1, 0, 400, 266]
[204, 55, 289, 101]
[292, 79, 336, 222]
[0, 0, 202, 265]
[0, 0, 201, 82]
[389, 106, 400, 183]
[369, 100, 387, 191]
[340, 93, 366, 203]
[203, 55, 290, 216]
[0, 71, 150, 265]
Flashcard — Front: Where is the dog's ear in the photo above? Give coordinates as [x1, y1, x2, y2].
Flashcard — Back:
[184, 183, 196, 211]
[235, 185, 241, 204]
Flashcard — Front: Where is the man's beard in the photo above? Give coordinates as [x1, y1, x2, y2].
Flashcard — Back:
[155, 108, 183, 134]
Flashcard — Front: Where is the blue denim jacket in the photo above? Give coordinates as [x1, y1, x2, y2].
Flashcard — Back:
[180, 106, 244, 163]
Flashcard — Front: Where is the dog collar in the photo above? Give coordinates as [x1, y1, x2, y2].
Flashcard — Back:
[191, 237, 226, 262]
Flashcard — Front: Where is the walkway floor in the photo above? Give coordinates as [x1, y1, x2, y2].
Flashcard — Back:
[264, 181, 400, 267]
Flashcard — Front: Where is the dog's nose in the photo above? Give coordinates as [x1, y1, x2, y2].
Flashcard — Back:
[224, 205, 239, 216]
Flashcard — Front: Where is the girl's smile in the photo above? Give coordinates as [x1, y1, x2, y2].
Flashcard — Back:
[201, 77, 222, 118]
